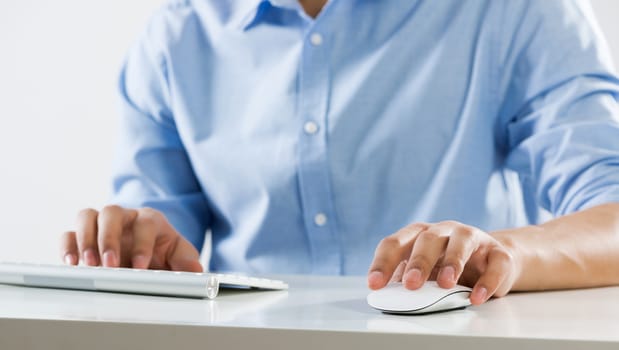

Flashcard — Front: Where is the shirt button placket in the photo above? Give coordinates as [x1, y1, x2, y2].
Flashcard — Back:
[297, 28, 341, 275]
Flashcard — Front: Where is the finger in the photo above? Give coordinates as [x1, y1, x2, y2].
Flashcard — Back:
[428, 264, 441, 281]
[75, 208, 100, 266]
[403, 226, 450, 289]
[130, 208, 160, 269]
[470, 247, 514, 305]
[367, 223, 428, 290]
[60, 231, 78, 265]
[97, 205, 136, 267]
[389, 260, 408, 283]
[437, 225, 479, 288]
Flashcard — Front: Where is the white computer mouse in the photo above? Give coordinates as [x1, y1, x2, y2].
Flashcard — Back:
[367, 281, 472, 315]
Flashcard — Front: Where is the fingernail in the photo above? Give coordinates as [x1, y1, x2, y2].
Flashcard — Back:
[83, 249, 97, 266]
[473, 287, 488, 303]
[368, 271, 384, 285]
[64, 254, 75, 265]
[132, 255, 148, 269]
[439, 265, 455, 283]
[404, 268, 422, 285]
[102, 250, 117, 267]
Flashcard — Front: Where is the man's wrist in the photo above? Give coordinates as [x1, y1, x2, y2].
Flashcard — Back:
[490, 225, 544, 291]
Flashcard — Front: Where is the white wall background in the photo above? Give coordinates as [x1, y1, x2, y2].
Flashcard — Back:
[0, 0, 618, 264]
[0, 0, 164, 263]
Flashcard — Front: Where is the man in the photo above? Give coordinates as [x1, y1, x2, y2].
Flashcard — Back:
[61, 0, 619, 305]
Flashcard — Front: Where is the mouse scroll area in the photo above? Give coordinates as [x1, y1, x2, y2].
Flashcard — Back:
[367, 282, 472, 315]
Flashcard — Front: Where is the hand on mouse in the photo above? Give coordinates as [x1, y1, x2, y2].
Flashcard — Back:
[367, 221, 521, 305]
[60, 205, 203, 272]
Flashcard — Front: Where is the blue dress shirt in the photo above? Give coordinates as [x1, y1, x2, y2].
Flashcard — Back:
[112, 0, 619, 275]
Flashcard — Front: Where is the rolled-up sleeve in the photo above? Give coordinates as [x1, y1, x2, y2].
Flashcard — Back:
[111, 10, 210, 250]
[499, 0, 619, 217]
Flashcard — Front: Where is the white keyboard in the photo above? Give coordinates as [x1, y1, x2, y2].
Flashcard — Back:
[0, 262, 288, 299]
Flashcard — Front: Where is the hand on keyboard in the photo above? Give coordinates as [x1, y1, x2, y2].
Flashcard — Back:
[61, 206, 203, 272]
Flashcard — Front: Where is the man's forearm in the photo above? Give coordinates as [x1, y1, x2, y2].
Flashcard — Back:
[492, 203, 619, 291]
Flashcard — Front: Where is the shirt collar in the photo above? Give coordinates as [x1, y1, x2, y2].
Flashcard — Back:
[234, 0, 302, 31]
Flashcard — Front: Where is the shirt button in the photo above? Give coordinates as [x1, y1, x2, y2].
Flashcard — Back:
[310, 33, 323, 46]
[314, 213, 328, 227]
[303, 121, 319, 135]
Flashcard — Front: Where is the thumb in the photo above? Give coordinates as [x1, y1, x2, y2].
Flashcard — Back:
[167, 237, 204, 272]
[158, 217, 203, 272]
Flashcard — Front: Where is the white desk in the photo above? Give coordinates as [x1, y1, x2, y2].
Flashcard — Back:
[0, 275, 618, 350]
